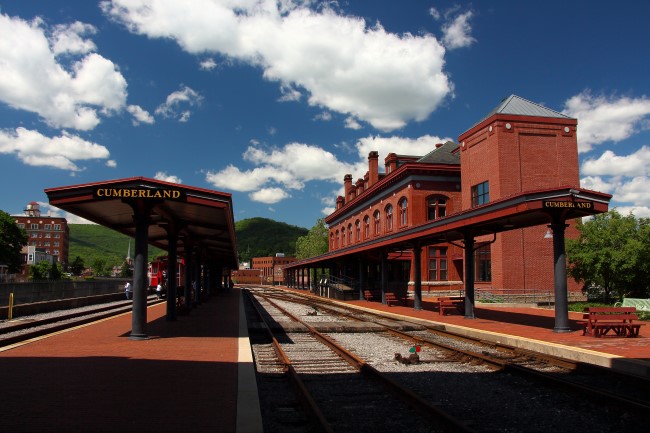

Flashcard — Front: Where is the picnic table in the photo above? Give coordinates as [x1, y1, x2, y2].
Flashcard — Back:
[579, 307, 645, 337]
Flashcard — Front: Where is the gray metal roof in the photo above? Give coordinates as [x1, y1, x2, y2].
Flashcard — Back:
[416, 141, 460, 165]
[479, 94, 574, 124]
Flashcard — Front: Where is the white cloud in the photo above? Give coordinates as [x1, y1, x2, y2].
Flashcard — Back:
[279, 84, 301, 102]
[127, 104, 155, 125]
[442, 11, 476, 50]
[154, 171, 183, 183]
[155, 85, 203, 121]
[563, 91, 650, 153]
[314, 111, 332, 122]
[344, 116, 362, 130]
[199, 58, 218, 70]
[581, 146, 650, 177]
[610, 206, 650, 219]
[106, 159, 117, 168]
[101, 0, 452, 131]
[0, 14, 128, 130]
[429, 8, 441, 20]
[249, 187, 290, 204]
[50, 21, 97, 55]
[205, 134, 449, 207]
[0, 127, 110, 171]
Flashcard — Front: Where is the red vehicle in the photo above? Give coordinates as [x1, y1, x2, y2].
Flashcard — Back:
[148, 256, 185, 292]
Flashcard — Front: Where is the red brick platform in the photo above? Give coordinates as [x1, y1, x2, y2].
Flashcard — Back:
[0, 288, 262, 433]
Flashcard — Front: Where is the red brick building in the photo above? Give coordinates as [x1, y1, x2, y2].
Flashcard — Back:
[289, 95, 598, 300]
[13, 202, 70, 268]
[251, 254, 297, 285]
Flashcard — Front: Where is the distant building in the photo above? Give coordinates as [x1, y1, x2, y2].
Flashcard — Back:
[251, 255, 297, 285]
[13, 202, 70, 269]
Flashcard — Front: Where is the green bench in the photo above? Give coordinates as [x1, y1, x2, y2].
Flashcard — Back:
[615, 298, 650, 318]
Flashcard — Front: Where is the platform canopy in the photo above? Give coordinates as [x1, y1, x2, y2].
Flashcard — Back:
[45, 177, 238, 268]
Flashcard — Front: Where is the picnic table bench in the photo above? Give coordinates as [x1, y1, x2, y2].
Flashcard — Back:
[579, 307, 645, 337]
[615, 298, 650, 314]
[431, 296, 465, 315]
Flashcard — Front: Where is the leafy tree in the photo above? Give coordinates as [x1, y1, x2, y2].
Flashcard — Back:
[0, 209, 28, 273]
[69, 256, 85, 276]
[49, 261, 62, 280]
[91, 258, 109, 277]
[30, 261, 51, 280]
[295, 218, 329, 259]
[567, 210, 650, 302]
[119, 260, 133, 278]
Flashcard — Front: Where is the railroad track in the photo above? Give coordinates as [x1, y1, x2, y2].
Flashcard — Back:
[245, 286, 650, 433]
[246, 290, 475, 433]
[0, 297, 164, 348]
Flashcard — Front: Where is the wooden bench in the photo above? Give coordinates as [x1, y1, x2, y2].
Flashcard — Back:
[384, 292, 399, 307]
[579, 307, 645, 337]
[431, 296, 465, 315]
[363, 290, 375, 301]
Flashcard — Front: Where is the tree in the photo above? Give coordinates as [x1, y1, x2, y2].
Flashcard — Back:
[69, 256, 85, 276]
[295, 218, 329, 259]
[0, 209, 28, 273]
[119, 260, 133, 278]
[30, 261, 51, 280]
[91, 258, 109, 277]
[567, 210, 650, 302]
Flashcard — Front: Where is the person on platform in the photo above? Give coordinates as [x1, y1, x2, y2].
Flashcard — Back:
[156, 283, 163, 299]
[124, 281, 132, 300]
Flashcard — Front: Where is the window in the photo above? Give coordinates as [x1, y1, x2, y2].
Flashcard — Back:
[373, 210, 381, 235]
[340, 227, 345, 247]
[336, 230, 340, 249]
[427, 196, 447, 220]
[428, 247, 448, 281]
[475, 245, 491, 282]
[30, 223, 39, 230]
[398, 198, 408, 226]
[53, 224, 61, 230]
[363, 216, 370, 239]
[347, 224, 353, 244]
[330, 233, 334, 250]
[44, 224, 51, 230]
[471, 181, 489, 208]
[355, 220, 361, 241]
[385, 205, 393, 231]
[17, 223, 25, 229]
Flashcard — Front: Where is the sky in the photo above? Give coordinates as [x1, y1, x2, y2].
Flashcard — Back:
[1, 0, 649, 230]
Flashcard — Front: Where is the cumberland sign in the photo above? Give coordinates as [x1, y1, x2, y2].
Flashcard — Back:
[94, 187, 186, 201]
[543, 200, 593, 210]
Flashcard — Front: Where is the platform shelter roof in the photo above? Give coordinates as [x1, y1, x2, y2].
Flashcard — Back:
[44, 177, 238, 269]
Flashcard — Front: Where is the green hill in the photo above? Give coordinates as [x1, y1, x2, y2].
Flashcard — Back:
[69, 224, 165, 269]
[69, 217, 309, 268]
[235, 217, 308, 262]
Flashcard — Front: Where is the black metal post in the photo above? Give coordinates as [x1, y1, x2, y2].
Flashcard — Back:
[381, 251, 388, 305]
[413, 243, 422, 310]
[551, 220, 571, 332]
[166, 228, 177, 321]
[463, 233, 475, 319]
[130, 206, 150, 339]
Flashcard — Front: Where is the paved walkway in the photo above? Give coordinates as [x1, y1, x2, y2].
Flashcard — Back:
[0, 288, 262, 433]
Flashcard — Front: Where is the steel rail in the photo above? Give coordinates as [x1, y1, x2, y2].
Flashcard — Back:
[257, 292, 478, 433]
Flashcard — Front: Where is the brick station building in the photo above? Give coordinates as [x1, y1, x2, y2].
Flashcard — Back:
[284, 95, 611, 328]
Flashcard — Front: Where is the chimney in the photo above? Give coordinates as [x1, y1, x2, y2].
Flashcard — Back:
[385, 153, 397, 174]
[356, 178, 364, 196]
[368, 151, 379, 187]
[336, 196, 345, 210]
[343, 174, 353, 202]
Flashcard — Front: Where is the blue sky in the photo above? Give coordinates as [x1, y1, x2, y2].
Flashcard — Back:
[1, 1, 649, 229]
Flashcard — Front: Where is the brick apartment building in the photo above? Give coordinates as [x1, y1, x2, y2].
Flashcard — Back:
[288, 95, 594, 298]
[13, 202, 70, 269]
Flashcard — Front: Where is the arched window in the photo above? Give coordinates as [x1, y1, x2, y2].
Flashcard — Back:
[355, 220, 361, 241]
[347, 223, 353, 244]
[330, 233, 334, 250]
[398, 198, 408, 226]
[373, 210, 381, 235]
[340, 227, 345, 247]
[427, 195, 447, 220]
[335, 230, 340, 249]
[363, 216, 370, 239]
[385, 204, 393, 231]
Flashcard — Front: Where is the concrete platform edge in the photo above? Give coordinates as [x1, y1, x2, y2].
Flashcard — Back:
[237, 290, 263, 433]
